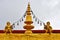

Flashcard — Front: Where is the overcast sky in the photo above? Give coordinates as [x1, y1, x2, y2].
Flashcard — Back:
[0, 0, 60, 30]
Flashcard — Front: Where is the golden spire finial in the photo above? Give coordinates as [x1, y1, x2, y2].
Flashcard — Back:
[26, 2, 31, 15]
[23, 3, 34, 34]
[28, 2, 30, 6]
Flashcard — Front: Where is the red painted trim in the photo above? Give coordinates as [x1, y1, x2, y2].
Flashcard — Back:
[0, 30, 60, 33]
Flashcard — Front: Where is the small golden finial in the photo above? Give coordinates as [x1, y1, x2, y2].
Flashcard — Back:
[26, 2, 31, 15]
[23, 3, 34, 34]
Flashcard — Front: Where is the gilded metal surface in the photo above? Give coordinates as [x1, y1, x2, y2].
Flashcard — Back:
[0, 33, 60, 40]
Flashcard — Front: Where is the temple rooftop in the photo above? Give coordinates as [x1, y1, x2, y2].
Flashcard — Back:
[0, 2, 60, 40]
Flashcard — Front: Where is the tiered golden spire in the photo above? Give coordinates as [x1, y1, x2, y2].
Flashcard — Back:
[23, 2, 34, 34]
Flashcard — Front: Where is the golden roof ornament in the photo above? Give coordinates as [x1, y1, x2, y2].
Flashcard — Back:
[23, 2, 34, 34]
